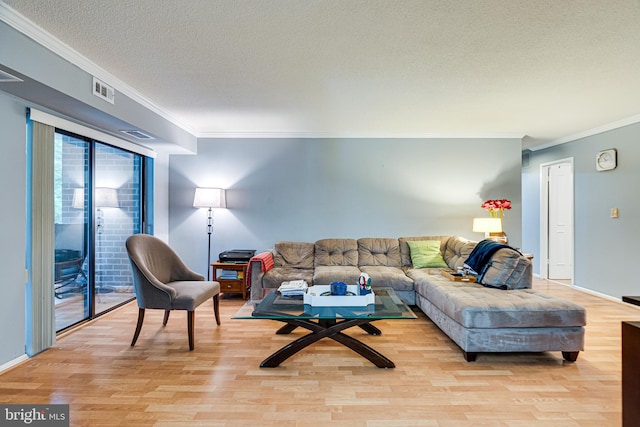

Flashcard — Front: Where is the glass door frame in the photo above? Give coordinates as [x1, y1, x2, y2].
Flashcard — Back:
[54, 128, 150, 332]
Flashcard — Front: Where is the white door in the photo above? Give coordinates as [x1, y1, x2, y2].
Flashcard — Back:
[547, 162, 573, 279]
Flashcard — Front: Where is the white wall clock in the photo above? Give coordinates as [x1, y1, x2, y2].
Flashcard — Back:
[596, 148, 617, 171]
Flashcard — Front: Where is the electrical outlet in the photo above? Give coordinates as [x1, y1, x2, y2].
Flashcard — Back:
[611, 208, 619, 218]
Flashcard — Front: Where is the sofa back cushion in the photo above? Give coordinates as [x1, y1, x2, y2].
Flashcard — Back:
[314, 239, 358, 267]
[273, 241, 315, 269]
[443, 236, 477, 269]
[357, 238, 401, 267]
[480, 248, 533, 290]
[398, 236, 449, 266]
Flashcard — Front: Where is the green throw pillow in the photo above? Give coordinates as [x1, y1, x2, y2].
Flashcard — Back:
[407, 240, 448, 269]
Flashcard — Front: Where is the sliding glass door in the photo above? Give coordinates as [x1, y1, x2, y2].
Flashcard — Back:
[54, 132, 143, 331]
[94, 142, 141, 314]
[53, 132, 90, 330]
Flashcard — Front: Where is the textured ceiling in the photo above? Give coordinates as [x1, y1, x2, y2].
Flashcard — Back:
[3, 0, 640, 149]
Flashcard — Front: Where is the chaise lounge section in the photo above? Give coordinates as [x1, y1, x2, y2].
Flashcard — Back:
[249, 235, 586, 361]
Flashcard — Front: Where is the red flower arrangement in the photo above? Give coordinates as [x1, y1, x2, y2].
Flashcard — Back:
[481, 199, 511, 218]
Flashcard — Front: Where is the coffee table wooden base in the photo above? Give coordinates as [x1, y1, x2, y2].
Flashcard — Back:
[261, 318, 394, 368]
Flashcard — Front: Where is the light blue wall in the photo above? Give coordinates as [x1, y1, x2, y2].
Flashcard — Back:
[169, 137, 523, 278]
[0, 21, 179, 367]
[523, 122, 640, 299]
[0, 93, 172, 368]
[0, 91, 28, 364]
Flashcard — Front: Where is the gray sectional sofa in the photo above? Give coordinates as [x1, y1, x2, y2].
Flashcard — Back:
[249, 236, 586, 362]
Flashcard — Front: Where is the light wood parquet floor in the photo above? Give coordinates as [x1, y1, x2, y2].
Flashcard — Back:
[1, 278, 637, 426]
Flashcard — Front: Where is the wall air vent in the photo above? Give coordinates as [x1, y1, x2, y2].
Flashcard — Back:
[0, 70, 23, 83]
[120, 130, 154, 140]
[92, 76, 115, 104]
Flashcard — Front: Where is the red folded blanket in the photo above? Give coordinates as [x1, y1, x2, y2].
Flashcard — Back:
[245, 252, 274, 291]
[251, 252, 274, 272]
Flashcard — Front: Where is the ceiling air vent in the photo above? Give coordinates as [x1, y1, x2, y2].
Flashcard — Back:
[92, 76, 115, 104]
[120, 130, 154, 140]
[0, 70, 23, 83]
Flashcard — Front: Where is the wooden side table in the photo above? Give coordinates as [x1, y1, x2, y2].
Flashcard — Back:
[211, 262, 249, 299]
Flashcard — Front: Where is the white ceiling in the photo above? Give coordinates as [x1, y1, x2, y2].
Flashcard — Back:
[3, 0, 640, 149]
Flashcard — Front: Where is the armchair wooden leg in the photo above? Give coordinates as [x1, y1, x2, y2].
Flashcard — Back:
[188, 310, 195, 351]
[213, 294, 221, 326]
[163, 310, 170, 326]
[131, 308, 145, 347]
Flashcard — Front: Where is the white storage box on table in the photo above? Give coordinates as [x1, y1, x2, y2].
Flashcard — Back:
[303, 285, 375, 307]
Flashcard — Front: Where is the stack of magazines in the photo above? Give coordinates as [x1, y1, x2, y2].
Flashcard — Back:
[278, 280, 308, 297]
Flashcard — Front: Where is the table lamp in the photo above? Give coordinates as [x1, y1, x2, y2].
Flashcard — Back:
[472, 217, 503, 241]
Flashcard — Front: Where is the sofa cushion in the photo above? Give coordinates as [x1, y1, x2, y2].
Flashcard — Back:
[412, 271, 586, 329]
[407, 240, 448, 268]
[263, 267, 314, 289]
[399, 236, 449, 266]
[313, 266, 362, 286]
[314, 239, 358, 267]
[405, 267, 450, 282]
[359, 266, 414, 292]
[358, 238, 401, 267]
[480, 248, 532, 290]
[273, 241, 315, 269]
[442, 236, 476, 269]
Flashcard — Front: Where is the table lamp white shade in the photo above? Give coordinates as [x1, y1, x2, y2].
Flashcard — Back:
[472, 217, 503, 235]
[193, 187, 226, 209]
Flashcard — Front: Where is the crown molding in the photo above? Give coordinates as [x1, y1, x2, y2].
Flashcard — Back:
[195, 130, 526, 140]
[529, 114, 640, 151]
[0, 2, 196, 136]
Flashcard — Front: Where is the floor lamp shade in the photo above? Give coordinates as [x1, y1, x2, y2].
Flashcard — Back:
[95, 187, 119, 208]
[72, 188, 84, 209]
[193, 188, 226, 209]
[73, 187, 120, 209]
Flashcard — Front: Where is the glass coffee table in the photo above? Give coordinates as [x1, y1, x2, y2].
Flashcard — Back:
[233, 287, 417, 368]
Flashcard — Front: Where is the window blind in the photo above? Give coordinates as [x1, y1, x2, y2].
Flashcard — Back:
[27, 119, 56, 355]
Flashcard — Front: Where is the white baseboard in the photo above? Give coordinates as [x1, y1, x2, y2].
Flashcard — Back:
[540, 275, 638, 307]
[572, 284, 635, 306]
[0, 354, 29, 373]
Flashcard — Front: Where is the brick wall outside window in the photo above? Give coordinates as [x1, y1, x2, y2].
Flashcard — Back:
[56, 136, 142, 291]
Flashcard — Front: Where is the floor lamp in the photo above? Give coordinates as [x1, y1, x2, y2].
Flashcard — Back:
[95, 187, 119, 293]
[193, 188, 227, 280]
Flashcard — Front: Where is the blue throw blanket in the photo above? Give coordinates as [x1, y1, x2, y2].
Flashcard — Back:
[464, 239, 521, 282]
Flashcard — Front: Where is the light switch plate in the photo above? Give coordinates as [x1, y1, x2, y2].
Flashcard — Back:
[611, 208, 619, 218]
